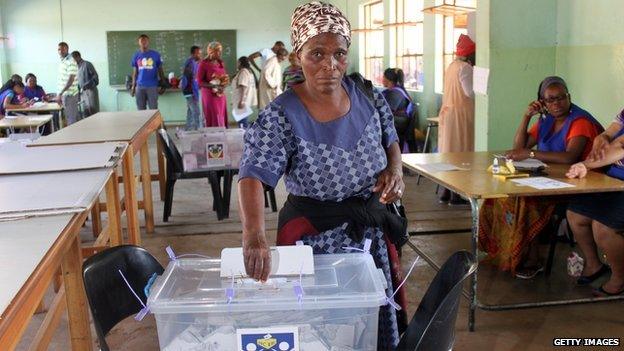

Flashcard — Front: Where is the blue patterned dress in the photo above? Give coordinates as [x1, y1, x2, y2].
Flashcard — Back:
[239, 78, 401, 349]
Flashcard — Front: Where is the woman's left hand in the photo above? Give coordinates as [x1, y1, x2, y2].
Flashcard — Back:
[566, 162, 588, 179]
[505, 148, 531, 161]
[373, 166, 404, 204]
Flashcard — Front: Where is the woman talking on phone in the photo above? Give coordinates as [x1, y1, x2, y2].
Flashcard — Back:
[479, 76, 604, 279]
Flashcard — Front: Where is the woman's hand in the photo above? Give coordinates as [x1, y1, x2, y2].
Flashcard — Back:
[238, 101, 245, 109]
[243, 232, 271, 282]
[524, 100, 544, 118]
[587, 134, 610, 162]
[373, 166, 404, 204]
[566, 162, 588, 179]
[505, 148, 531, 161]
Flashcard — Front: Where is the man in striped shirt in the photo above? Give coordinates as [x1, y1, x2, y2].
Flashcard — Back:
[56, 42, 80, 125]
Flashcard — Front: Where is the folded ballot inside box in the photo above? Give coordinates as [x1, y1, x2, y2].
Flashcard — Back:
[147, 252, 388, 351]
[177, 127, 245, 172]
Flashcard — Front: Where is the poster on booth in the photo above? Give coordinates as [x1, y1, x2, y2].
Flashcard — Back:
[237, 327, 299, 351]
[206, 142, 227, 167]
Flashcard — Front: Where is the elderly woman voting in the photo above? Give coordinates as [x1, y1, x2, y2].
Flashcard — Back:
[237, 2, 408, 348]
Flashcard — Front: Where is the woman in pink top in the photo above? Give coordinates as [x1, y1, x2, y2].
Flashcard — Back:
[197, 41, 229, 127]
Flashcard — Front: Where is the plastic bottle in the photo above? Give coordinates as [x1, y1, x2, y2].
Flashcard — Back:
[567, 252, 584, 277]
[492, 158, 500, 174]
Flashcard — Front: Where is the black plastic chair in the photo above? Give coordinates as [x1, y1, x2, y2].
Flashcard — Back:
[158, 128, 278, 221]
[397, 250, 477, 351]
[82, 245, 164, 351]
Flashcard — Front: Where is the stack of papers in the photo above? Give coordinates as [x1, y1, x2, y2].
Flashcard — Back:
[511, 177, 575, 190]
[415, 162, 463, 173]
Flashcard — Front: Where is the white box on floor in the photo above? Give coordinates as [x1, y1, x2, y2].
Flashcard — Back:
[147, 253, 387, 351]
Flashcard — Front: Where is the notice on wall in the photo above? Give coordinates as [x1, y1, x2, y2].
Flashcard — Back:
[473, 66, 490, 95]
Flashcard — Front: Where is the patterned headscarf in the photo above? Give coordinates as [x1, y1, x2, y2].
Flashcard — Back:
[291, 1, 351, 53]
[207, 41, 222, 57]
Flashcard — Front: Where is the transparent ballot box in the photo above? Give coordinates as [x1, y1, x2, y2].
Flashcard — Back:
[176, 127, 245, 172]
[148, 253, 388, 351]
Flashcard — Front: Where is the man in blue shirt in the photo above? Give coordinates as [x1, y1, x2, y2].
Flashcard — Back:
[182, 45, 202, 130]
[130, 34, 166, 110]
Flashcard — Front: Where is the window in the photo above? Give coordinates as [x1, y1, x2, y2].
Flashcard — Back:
[394, 0, 424, 91]
[363, 1, 384, 86]
[434, 0, 475, 92]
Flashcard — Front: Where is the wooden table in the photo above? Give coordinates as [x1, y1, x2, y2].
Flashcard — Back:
[402, 151, 624, 331]
[0, 114, 53, 134]
[6, 103, 62, 114]
[30, 110, 166, 245]
[0, 167, 122, 350]
[0, 214, 92, 351]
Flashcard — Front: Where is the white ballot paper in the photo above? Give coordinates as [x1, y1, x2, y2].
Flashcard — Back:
[511, 177, 575, 190]
[220, 245, 314, 278]
[416, 162, 463, 172]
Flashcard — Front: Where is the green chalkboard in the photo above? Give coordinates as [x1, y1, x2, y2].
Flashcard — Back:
[106, 30, 237, 86]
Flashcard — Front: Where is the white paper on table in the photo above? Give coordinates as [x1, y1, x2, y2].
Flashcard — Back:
[220, 245, 314, 277]
[511, 177, 575, 190]
[512, 158, 547, 170]
[415, 162, 463, 173]
[473, 66, 490, 95]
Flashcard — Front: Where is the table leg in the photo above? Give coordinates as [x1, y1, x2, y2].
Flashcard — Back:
[156, 130, 166, 201]
[122, 146, 141, 245]
[106, 168, 122, 246]
[140, 142, 155, 233]
[90, 201, 101, 239]
[61, 236, 93, 351]
[468, 197, 480, 332]
[416, 123, 433, 185]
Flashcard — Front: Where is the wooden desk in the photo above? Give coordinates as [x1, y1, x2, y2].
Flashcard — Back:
[0, 114, 53, 134]
[6, 103, 62, 114]
[402, 151, 624, 331]
[0, 214, 93, 351]
[0, 167, 121, 350]
[30, 110, 166, 244]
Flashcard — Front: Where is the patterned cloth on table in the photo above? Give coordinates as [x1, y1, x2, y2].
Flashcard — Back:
[239, 77, 404, 349]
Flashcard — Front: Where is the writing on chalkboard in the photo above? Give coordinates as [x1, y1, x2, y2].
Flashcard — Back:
[106, 30, 237, 86]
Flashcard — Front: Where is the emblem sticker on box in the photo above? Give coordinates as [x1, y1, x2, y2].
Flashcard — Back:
[237, 326, 299, 351]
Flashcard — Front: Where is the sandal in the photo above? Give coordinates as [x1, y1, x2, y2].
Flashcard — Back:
[577, 264, 610, 286]
[592, 285, 624, 297]
[515, 265, 544, 280]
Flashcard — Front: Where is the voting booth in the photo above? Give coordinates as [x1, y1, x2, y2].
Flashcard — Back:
[176, 127, 245, 172]
[148, 251, 388, 351]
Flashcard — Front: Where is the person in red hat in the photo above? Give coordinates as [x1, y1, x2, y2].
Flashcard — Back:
[438, 33, 476, 204]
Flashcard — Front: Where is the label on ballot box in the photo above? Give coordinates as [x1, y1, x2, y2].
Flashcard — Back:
[237, 327, 299, 351]
[177, 127, 245, 171]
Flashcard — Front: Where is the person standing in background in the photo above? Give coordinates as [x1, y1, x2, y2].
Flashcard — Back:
[282, 51, 304, 90]
[437, 34, 475, 204]
[248, 41, 286, 74]
[197, 41, 229, 127]
[181, 45, 202, 130]
[56, 42, 80, 125]
[231, 56, 258, 128]
[258, 47, 288, 109]
[130, 34, 166, 110]
[72, 51, 100, 117]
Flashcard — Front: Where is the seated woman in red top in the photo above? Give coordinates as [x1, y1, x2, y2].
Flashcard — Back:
[479, 76, 603, 279]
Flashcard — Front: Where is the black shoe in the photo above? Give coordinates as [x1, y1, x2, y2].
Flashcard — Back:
[448, 193, 469, 206]
[438, 189, 450, 203]
[577, 264, 610, 286]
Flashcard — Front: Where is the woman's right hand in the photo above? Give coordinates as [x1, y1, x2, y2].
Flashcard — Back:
[587, 134, 610, 162]
[524, 100, 544, 118]
[243, 233, 271, 282]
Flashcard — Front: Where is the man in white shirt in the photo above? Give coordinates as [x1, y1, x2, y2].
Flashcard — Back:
[247, 41, 285, 73]
[258, 48, 288, 109]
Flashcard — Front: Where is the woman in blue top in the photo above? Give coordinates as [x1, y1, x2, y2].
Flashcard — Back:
[23, 73, 47, 101]
[566, 109, 624, 296]
[382, 68, 418, 153]
[238, 2, 406, 348]
[0, 81, 28, 116]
